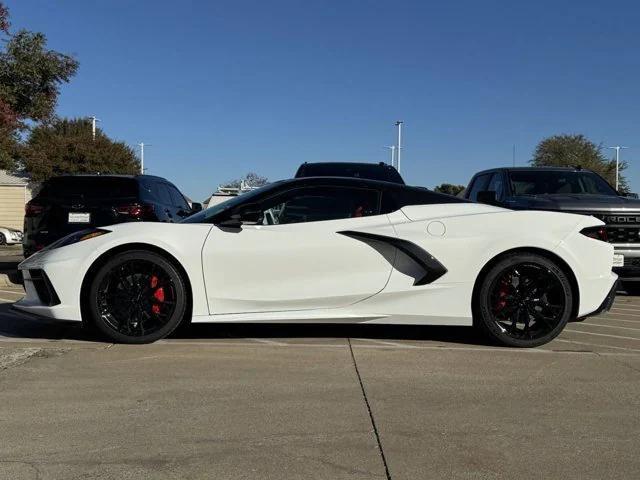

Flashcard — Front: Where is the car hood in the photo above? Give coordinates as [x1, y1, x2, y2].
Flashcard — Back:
[511, 194, 640, 213]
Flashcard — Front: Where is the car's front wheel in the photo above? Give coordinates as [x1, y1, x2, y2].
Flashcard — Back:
[475, 253, 574, 347]
[85, 250, 188, 344]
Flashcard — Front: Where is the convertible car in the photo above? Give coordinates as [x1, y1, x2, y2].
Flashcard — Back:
[14, 177, 618, 347]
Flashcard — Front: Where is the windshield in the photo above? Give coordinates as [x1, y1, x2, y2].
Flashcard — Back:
[508, 170, 617, 196]
[182, 181, 284, 223]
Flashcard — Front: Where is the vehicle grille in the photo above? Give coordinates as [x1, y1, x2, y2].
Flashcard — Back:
[605, 227, 640, 243]
[28, 269, 61, 306]
[624, 257, 640, 268]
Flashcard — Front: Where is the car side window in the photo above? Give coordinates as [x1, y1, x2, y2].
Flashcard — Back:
[168, 185, 190, 210]
[467, 173, 492, 201]
[156, 184, 173, 205]
[252, 186, 380, 225]
[486, 172, 505, 201]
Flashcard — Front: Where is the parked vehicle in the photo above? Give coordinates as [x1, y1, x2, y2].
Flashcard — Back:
[23, 175, 201, 257]
[463, 167, 640, 291]
[0, 226, 22, 245]
[295, 162, 404, 184]
[16, 176, 616, 347]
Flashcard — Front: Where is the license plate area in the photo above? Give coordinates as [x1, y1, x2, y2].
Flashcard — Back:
[613, 254, 624, 267]
[68, 212, 91, 224]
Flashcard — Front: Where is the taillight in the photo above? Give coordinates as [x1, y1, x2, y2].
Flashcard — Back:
[25, 202, 44, 217]
[581, 226, 608, 242]
[115, 203, 154, 220]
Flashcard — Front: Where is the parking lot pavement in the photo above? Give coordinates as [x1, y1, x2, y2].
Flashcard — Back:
[0, 289, 639, 479]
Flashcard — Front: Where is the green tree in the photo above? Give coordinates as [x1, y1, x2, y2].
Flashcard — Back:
[434, 183, 465, 196]
[21, 118, 140, 182]
[224, 172, 269, 189]
[0, 2, 78, 169]
[531, 134, 626, 191]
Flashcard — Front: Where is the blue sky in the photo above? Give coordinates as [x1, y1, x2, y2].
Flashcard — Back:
[7, 0, 640, 200]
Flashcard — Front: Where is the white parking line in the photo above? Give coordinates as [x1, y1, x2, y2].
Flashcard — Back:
[576, 322, 640, 332]
[610, 307, 640, 313]
[590, 317, 640, 325]
[0, 289, 24, 295]
[248, 338, 289, 346]
[564, 329, 640, 341]
[354, 338, 419, 348]
[554, 339, 640, 353]
[603, 315, 640, 323]
[605, 311, 640, 318]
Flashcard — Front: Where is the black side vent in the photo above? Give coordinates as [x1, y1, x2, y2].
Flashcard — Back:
[28, 269, 61, 306]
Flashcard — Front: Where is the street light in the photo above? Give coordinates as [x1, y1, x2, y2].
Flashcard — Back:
[608, 146, 629, 191]
[138, 142, 152, 174]
[385, 145, 396, 167]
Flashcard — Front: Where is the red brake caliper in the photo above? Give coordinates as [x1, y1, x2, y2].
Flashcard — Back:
[494, 278, 509, 312]
[150, 275, 164, 315]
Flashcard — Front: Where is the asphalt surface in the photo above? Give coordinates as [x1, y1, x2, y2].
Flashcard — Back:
[0, 283, 638, 479]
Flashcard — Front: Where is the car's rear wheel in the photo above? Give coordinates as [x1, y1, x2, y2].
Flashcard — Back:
[86, 250, 187, 344]
[475, 253, 573, 347]
[0, 233, 6, 245]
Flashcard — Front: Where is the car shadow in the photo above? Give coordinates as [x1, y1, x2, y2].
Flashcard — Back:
[0, 303, 494, 346]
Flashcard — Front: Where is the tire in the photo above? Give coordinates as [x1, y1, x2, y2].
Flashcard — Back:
[0, 233, 6, 245]
[85, 250, 188, 344]
[623, 281, 640, 296]
[474, 252, 574, 348]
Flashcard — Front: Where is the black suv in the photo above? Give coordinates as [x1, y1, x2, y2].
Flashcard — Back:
[24, 174, 201, 257]
[463, 167, 640, 290]
[295, 162, 404, 184]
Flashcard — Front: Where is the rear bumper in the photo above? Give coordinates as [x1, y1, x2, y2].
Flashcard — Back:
[583, 278, 619, 317]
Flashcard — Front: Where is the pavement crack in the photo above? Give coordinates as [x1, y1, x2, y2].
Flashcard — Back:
[347, 338, 392, 480]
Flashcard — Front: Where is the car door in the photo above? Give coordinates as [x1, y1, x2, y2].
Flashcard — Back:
[202, 185, 397, 314]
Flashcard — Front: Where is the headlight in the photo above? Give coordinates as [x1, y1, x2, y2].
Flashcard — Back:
[47, 229, 111, 250]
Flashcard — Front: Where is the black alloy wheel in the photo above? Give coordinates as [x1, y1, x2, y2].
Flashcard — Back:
[86, 250, 187, 343]
[476, 253, 573, 347]
[0, 233, 6, 245]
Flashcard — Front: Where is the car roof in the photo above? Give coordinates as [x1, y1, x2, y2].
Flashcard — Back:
[270, 176, 409, 190]
[298, 161, 394, 167]
[473, 166, 594, 176]
[49, 174, 167, 182]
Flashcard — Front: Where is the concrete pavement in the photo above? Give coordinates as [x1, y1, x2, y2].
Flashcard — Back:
[0, 286, 638, 479]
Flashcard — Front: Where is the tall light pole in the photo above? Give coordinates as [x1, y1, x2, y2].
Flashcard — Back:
[385, 145, 396, 167]
[89, 116, 100, 141]
[395, 121, 403, 173]
[609, 146, 628, 191]
[138, 142, 151, 174]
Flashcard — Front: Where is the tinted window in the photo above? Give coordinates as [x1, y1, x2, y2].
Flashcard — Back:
[258, 186, 380, 225]
[508, 170, 617, 196]
[39, 177, 138, 200]
[467, 173, 492, 201]
[486, 172, 505, 200]
[168, 185, 189, 209]
[156, 184, 173, 205]
[382, 186, 467, 213]
[296, 164, 404, 184]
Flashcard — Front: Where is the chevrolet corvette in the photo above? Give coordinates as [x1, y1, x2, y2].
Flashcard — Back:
[14, 176, 618, 346]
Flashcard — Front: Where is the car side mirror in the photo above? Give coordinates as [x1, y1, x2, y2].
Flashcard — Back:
[476, 190, 497, 205]
[218, 214, 243, 228]
[238, 207, 263, 225]
[217, 206, 263, 228]
[191, 202, 203, 213]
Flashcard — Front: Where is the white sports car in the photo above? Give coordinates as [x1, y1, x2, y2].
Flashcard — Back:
[14, 177, 618, 347]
